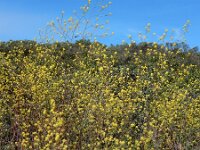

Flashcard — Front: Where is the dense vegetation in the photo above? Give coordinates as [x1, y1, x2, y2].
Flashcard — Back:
[0, 40, 200, 149]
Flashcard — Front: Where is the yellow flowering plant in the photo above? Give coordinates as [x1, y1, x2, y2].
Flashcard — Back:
[0, 1, 199, 149]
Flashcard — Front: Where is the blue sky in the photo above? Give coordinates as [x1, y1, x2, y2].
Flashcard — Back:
[0, 0, 199, 47]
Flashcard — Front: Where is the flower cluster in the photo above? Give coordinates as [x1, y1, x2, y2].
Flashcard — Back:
[0, 40, 199, 149]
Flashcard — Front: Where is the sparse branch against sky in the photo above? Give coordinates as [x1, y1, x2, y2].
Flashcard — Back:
[0, 0, 199, 47]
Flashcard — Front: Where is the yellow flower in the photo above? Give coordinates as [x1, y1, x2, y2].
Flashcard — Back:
[99, 66, 104, 72]
[55, 134, 60, 141]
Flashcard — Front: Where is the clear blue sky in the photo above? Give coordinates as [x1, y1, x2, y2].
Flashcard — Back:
[0, 0, 199, 48]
